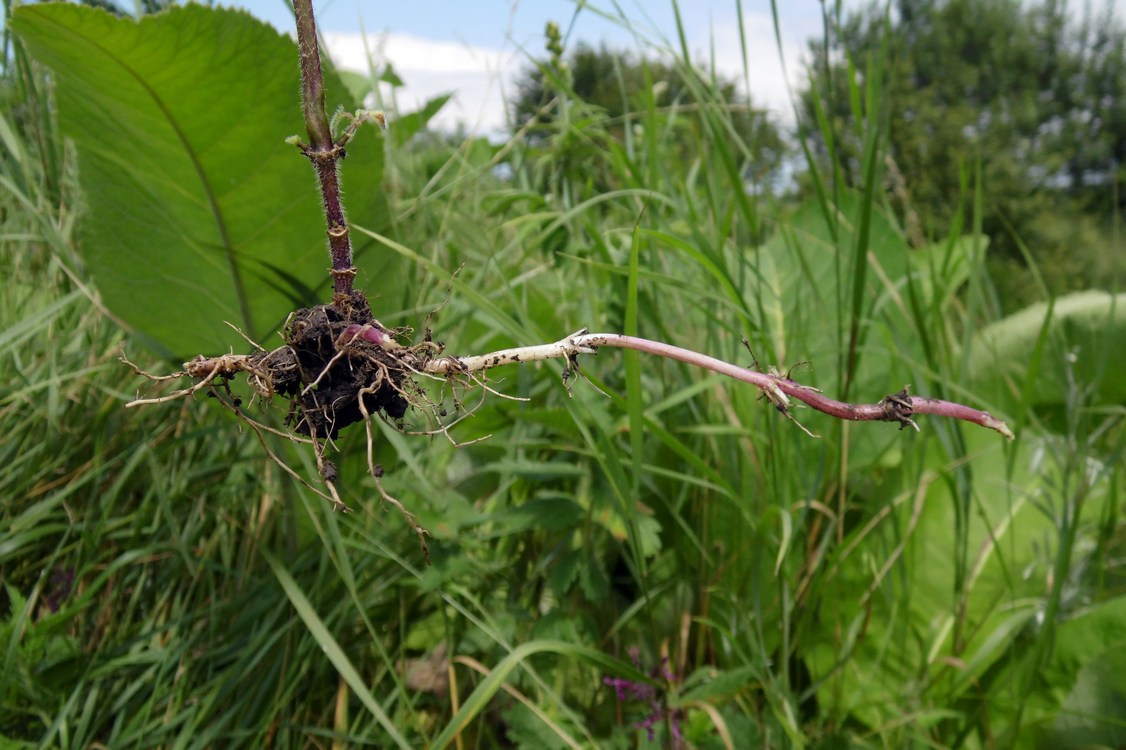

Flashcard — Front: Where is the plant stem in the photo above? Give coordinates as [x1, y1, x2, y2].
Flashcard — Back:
[423, 330, 1015, 439]
[292, 0, 356, 301]
[155, 330, 1013, 438]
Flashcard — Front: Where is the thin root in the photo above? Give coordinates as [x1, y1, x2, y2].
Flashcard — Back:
[125, 359, 225, 407]
[358, 379, 431, 561]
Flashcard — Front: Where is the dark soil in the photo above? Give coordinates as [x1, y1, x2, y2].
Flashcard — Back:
[250, 291, 410, 439]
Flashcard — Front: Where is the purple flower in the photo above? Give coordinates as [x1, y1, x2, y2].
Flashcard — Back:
[43, 567, 75, 613]
[603, 648, 684, 745]
[603, 675, 656, 703]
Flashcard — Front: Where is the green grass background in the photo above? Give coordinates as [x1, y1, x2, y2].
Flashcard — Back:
[2, 2, 1125, 748]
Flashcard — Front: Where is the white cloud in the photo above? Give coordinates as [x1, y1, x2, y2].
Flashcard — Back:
[318, 0, 1126, 137]
[322, 31, 521, 134]
[321, 10, 813, 136]
[688, 10, 807, 124]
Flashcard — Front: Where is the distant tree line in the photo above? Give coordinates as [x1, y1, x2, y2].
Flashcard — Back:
[511, 32, 788, 195]
[510, 0, 1126, 304]
[802, 0, 1126, 295]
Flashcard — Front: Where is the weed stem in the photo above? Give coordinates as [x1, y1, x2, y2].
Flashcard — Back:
[423, 331, 1014, 439]
[292, 0, 355, 300]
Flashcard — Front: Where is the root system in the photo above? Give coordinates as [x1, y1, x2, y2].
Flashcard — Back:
[125, 290, 446, 559]
[255, 291, 412, 439]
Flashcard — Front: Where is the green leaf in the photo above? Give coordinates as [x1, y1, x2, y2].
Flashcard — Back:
[336, 69, 374, 104]
[546, 549, 583, 596]
[488, 497, 584, 534]
[679, 666, 762, 703]
[907, 234, 981, 312]
[1039, 641, 1126, 748]
[499, 703, 574, 750]
[430, 639, 650, 750]
[753, 192, 934, 467]
[806, 428, 1118, 733]
[264, 550, 412, 749]
[12, 4, 396, 359]
[753, 193, 909, 386]
[392, 93, 453, 148]
[381, 62, 405, 87]
[969, 291, 1126, 411]
[994, 596, 1126, 746]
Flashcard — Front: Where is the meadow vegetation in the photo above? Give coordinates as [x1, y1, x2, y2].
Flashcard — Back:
[2, 0, 1125, 747]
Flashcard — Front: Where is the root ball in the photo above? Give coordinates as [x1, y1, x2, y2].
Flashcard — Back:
[253, 291, 411, 439]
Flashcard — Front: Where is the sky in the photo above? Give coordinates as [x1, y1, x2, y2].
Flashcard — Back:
[224, 1, 831, 134]
[224, 0, 1126, 135]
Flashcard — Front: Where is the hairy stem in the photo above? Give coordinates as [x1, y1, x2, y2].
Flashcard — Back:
[292, 0, 356, 300]
[153, 330, 1013, 439]
[423, 330, 1015, 439]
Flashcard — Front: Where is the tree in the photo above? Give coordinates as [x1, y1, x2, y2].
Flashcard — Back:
[801, 0, 1126, 298]
[512, 37, 789, 192]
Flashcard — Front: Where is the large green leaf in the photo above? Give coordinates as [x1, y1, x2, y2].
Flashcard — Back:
[754, 194, 981, 384]
[806, 427, 1118, 735]
[752, 193, 983, 466]
[969, 291, 1126, 412]
[12, 3, 397, 359]
[987, 595, 1126, 747]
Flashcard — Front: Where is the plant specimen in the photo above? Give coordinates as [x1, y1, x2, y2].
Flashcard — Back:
[118, 0, 1012, 560]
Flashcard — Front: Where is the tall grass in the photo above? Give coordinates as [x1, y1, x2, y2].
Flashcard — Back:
[2, 1, 1124, 748]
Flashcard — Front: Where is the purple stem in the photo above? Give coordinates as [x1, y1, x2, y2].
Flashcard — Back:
[577, 333, 1013, 438]
[292, 0, 356, 299]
